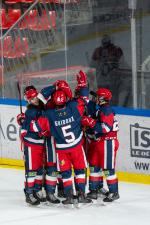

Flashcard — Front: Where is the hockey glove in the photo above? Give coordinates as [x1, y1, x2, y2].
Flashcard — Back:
[76, 70, 88, 87]
[81, 116, 96, 128]
[17, 113, 25, 126]
[55, 80, 72, 99]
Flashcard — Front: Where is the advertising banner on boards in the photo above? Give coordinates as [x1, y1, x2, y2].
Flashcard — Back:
[116, 115, 150, 174]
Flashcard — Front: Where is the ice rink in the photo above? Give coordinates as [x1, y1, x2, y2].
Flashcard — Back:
[0, 167, 150, 225]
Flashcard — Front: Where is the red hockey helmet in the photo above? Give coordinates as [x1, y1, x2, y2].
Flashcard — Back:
[24, 85, 38, 101]
[96, 88, 112, 104]
[53, 90, 67, 106]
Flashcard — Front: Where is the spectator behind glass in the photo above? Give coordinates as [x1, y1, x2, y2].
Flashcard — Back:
[91, 34, 124, 105]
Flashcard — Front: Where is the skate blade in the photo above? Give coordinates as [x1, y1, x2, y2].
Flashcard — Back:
[62, 203, 75, 209]
[102, 198, 120, 206]
[45, 201, 61, 207]
[91, 198, 108, 207]
[26, 202, 41, 208]
[75, 201, 93, 209]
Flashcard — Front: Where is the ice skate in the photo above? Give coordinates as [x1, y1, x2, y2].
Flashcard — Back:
[46, 192, 60, 204]
[25, 191, 40, 206]
[75, 192, 93, 208]
[78, 192, 92, 204]
[87, 190, 98, 200]
[62, 189, 77, 208]
[34, 190, 47, 202]
[98, 187, 109, 198]
[62, 195, 75, 205]
[103, 192, 120, 202]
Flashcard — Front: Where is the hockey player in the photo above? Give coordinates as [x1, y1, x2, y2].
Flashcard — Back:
[37, 80, 73, 199]
[30, 72, 92, 205]
[81, 88, 120, 202]
[85, 91, 109, 197]
[17, 85, 60, 205]
[17, 85, 45, 205]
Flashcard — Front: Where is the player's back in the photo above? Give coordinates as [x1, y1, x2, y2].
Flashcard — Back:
[45, 100, 83, 152]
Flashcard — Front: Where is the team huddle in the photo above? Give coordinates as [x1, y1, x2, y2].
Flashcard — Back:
[17, 70, 120, 207]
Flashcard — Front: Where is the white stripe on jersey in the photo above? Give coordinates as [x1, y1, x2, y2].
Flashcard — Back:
[63, 177, 72, 184]
[51, 136, 56, 163]
[112, 139, 115, 169]
[28, 146, 32, 170]
[104, 140, 107, 169]
[107, 174, 117, 180]
[21, 129, 27, 134]
[56, 153, 60, 171]
[35, 175, 43, 181]
[32, 122, 39, 132]
[75, 174, 85, 179]
[56, 132, 83, 149]
[26, 177, 34, 183]
[90, 172, 101, 177]
[82, 146, 88, 168]
[46, 175, 57, 181]
[101, 123, 111, 132]
[24, 137, 44, 144]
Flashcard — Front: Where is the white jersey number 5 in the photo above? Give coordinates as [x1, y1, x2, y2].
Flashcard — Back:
[62, 125, 75, 143]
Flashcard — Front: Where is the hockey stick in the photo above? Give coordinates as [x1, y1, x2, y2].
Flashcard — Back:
[17, 81, 23, 114]
[84, 105, 89, 188]
[17, 82, 28, 191]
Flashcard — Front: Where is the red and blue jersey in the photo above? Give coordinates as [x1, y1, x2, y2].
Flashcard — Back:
[92, 104, 119, 139]
[21, 105, 45, 146]
[31, 98, 86, 152]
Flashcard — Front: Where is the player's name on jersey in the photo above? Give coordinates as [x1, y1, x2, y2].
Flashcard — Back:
[54, 116, 75, 126]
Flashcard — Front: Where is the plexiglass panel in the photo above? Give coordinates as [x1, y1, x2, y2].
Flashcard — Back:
[0, 0, 150, 109]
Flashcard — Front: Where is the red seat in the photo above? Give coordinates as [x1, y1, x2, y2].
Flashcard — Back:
[0, 64, 4, 85]
[0, 36, 27, 59]
[1, 9, 22, 30]
[29, 10, 56, 31]
[19, 10, 40, 30]
[5, 0, 21, 4]
[27, 10, 38, 30]
[39, 0, 74, 3]
[0, 9, 11, 29]
[20, 0, 34, 3]
[19, 11, 31, 29]
[14, 36, 30, 57]
[39, 10, 51, 31]
[38, 0, 53, 3]
[0, 42, 2, 57]
[3, 36, 13, 58]
[7, 9, 21, 28]
[38, 0, 64, 3]
[49, 10, 56, 29]
[22, 37, 30, 56]
[2, 36, 14, 58]
[19, 10, 37, 29]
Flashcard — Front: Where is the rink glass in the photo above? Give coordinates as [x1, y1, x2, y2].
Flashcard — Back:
[0, 0, 150, 109]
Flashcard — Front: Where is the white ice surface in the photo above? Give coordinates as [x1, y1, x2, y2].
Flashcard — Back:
[0, 168, 150, 225]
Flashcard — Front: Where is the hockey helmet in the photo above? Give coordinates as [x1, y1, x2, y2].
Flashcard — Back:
[24, 85, 38, 101]
[53, 90, 67, 106]
[96, 88, 112, 105]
